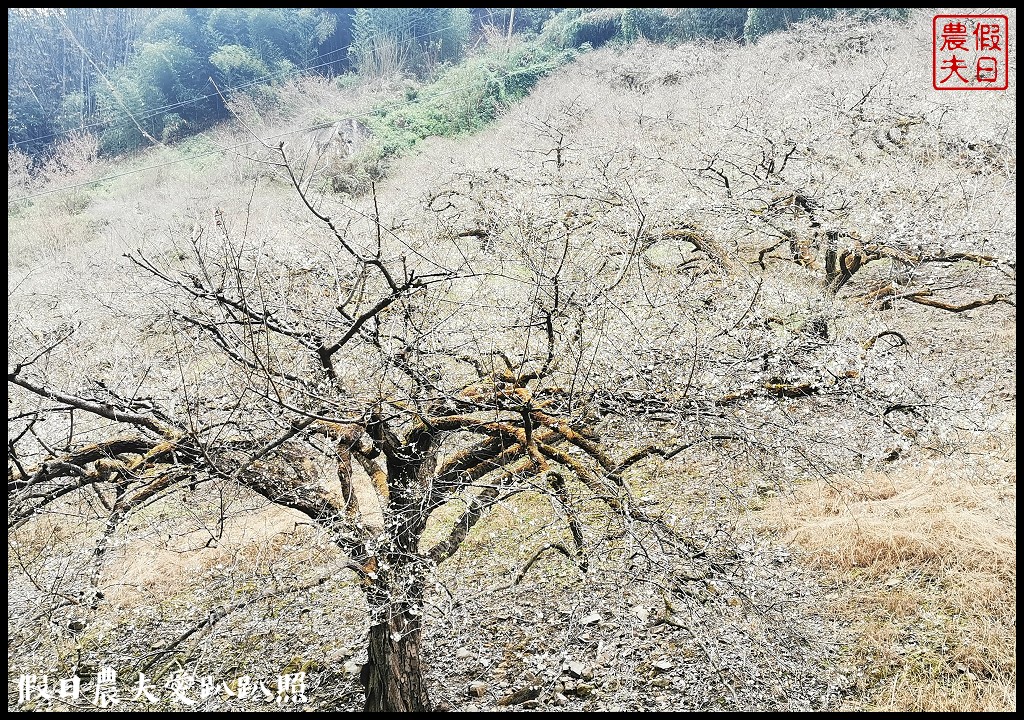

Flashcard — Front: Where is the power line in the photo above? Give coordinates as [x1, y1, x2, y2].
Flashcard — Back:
[8, 60, 559, 205]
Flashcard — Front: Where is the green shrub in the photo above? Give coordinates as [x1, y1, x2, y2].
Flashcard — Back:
[209, 44, 271, 88]
[159, 113, 188, 143]
[621, 8, 667, 42]
[743, 8, 910, 43]
[342, 43, 574, 192]
[97, 40, 206, 153]
[350, 8, 473, 79]
[743, 8, 805, 43]
[673, 8, 749, 41]
[55, 93, 89, 135]
[850, 8, 911, 21]
[541, 8, 624, 49]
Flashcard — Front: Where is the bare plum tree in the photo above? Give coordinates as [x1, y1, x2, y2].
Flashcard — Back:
[10, 144, 725, 711]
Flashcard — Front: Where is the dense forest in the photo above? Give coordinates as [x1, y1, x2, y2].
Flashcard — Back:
[9, 8, 908, 157]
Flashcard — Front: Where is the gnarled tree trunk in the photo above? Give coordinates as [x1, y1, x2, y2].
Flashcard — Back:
[362, 605, 431, 711]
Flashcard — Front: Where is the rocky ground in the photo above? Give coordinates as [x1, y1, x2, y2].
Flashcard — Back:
[9, 457, 854, 712]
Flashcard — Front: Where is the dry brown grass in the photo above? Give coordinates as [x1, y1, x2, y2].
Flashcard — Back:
[100, 501, 318, 608]
[761, 440, 1016, 711]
